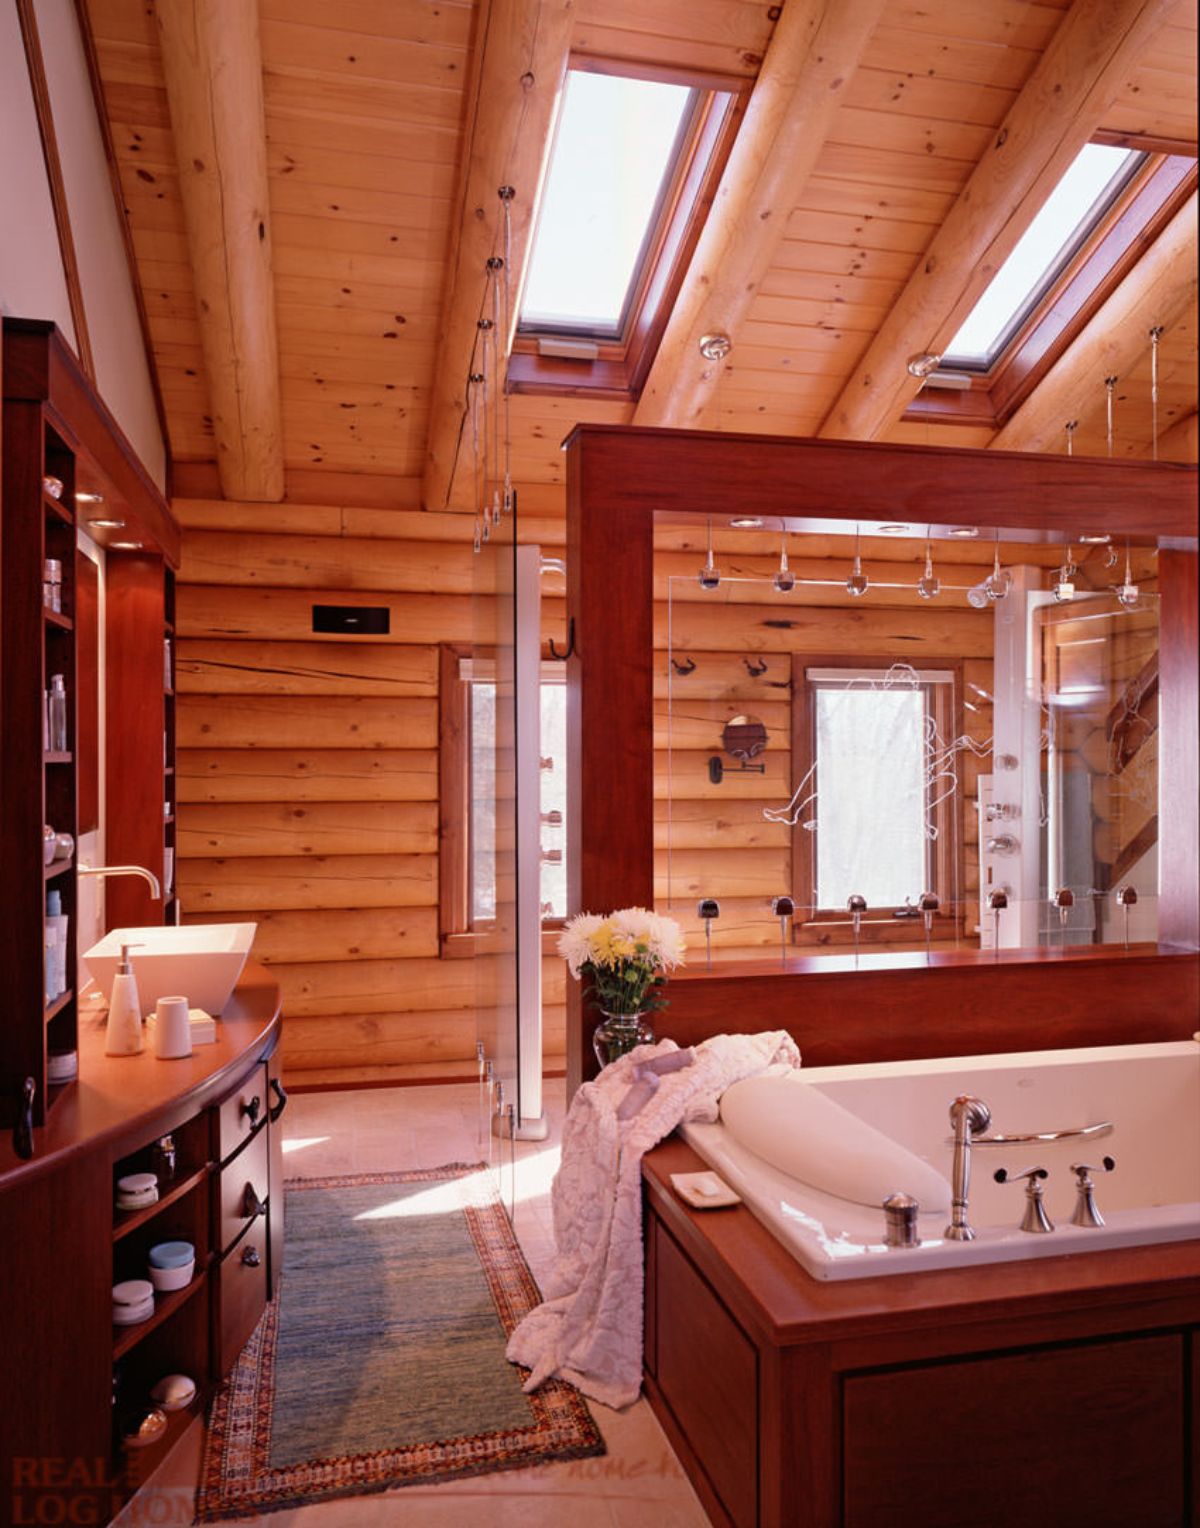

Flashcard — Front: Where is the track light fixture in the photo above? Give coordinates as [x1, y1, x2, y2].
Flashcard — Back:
[773, 528, 795, 593]
[698, 519, 720, 590]
[916, 534, 940, 600]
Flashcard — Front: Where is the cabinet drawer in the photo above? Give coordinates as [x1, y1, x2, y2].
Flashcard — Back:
[218, 1124, 269, 1256]
[218, 1062, 268, 1163]
[218, 1226, 268, 1376]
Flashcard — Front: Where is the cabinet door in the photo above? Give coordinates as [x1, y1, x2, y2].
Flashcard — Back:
[842, 1333, 1185, 1528]
[218, 1224, 268, 1376]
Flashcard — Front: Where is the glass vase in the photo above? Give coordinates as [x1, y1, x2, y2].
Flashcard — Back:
[592, 1010, 655, 1069]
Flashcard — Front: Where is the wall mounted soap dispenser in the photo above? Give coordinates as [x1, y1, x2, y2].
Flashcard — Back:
[105, 943, 144, 1056]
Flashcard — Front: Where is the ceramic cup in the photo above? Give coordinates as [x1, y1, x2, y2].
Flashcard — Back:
[154, 995, 192, 1059]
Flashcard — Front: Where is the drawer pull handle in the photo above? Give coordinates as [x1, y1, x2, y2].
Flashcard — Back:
[241, 1244, 261, 1268]
[269, 1076, 288, 1122]
[241, 1095, 262, 1124]
[242, 1185, 267, 1220]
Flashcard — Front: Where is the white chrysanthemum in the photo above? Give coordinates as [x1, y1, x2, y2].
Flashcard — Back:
[557, 912, 608, 977]
[646, 911, 686, 968]
[610, 906, 655, 945]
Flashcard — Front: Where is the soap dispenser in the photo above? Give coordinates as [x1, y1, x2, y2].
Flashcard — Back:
[105, 944, 145, 1056]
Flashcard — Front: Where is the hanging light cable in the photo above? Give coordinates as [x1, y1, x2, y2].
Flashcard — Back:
[489, 256, 504, 527]
[1149, 324, 1163, 463]
[698, 518, 720, 590]
[477, 312, 494, 539]
[917, 528, 939, 600]
[846, 525, 869, 597]
[774, 524, 795, 593]
[469, 371, 484, 553]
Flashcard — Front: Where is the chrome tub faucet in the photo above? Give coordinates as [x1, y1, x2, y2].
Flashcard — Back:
[945, 1095, 991, 1241]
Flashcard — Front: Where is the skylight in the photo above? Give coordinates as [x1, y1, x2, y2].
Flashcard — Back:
[943, 144, 1146, 368]
[519, 70, 696, 338]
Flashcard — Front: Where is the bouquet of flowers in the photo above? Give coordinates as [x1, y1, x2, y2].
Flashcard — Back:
[558, 906, 686, 1016]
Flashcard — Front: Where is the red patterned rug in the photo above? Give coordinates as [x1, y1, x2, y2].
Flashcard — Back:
[195, 1163, 603, 1519]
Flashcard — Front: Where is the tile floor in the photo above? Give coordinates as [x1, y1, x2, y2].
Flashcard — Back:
[215, 1080, 712, 1527]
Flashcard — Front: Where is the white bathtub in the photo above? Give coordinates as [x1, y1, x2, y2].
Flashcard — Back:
[681, 1040, 1200, 1281]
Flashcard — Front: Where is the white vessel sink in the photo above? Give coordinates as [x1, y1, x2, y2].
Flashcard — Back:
[83, 923, 257, 1016]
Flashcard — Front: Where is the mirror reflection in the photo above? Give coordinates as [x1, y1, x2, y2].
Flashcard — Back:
[656, 527, 1159, 965]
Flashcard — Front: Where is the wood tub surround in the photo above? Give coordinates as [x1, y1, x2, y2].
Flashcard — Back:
[564, 424, 1200, 1091]
[0, 966, 283, 1526]
[643, 1136, 1200, 1528]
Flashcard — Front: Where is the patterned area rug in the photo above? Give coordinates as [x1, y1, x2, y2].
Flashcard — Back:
[195, 1164, 603, 1519]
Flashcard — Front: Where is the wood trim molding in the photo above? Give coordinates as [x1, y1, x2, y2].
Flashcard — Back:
[72, 0, 173, 472]
[15, 0, 95, 383]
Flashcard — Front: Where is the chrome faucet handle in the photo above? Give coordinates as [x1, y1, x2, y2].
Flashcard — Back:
[1069, 1157, 1115, 1228]
[994, 1166, 1054, 1234]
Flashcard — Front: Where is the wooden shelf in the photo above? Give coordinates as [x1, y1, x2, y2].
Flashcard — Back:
[44, 989, 74, 1023]
[44, 608, 74, 631]
[43, 750, 73, 765]
[113, 1163, 211, 1244]
[119, 1396, 203, 1493]
[43, 493, 73, 524]
[44, 859, 73, 881]
[112, 1266, 209, 1360]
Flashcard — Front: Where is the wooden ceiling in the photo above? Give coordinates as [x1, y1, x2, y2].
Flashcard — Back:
[84, 0, 1198, 506]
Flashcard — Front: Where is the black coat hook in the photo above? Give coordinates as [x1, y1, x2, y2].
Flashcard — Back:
[744, 656, 768, 677]
[548, 617, 575, 661]
[671, 656, 697, 675]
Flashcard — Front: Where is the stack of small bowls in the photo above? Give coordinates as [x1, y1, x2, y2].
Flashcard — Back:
[113, 1279, 155, 1326]
[147, 1240, 195, 1292]
[116, 1172, 158, 1213]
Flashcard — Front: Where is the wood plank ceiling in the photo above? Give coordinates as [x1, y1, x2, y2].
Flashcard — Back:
[85, 0, 1197, 503]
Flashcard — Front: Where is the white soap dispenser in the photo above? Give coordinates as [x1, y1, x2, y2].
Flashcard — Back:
[105, 943, 145, 1056]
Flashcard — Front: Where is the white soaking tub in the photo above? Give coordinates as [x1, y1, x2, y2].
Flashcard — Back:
[681, 1040, 1200, 1280]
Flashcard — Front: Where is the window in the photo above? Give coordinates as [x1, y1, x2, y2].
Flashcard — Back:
[507, 61, 744, 399]
[439, 647, 567, 952]
[906, 142, 1197, 429]
[943, 144, 1145, 370]
[794, 665, 960, 920]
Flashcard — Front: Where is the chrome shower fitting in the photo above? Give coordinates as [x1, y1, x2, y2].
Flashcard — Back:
[845, 526, 869, 598]
[1115, 885, 1138, 950]
[1054, 887, 1074, 940]
[883, 1192, 921, 1249]
[994, 1166, 1054, 1233]
[847, 893, 867, 964]
[698, 898, 720, 972]
[918, 891, 939, 961]
[1069, 1157, 1115, 1227]
[945, 1095, 991, 1241]
[771, 895, 795, 967]
[773, 529, 795, 593]
[987, 887, 1008, 959]
[985, 834, 1018, 854]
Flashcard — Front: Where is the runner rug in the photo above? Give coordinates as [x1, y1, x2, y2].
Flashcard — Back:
[195, 1163, 604, 1519]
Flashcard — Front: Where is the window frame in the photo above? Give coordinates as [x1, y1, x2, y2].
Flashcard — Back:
[507, 57, 748, 401]
[905, 140, 1198, 431]
[790, 655, 965, 945]
[438, 644, 567, 959]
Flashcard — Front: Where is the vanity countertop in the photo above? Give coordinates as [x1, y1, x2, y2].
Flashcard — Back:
[0, 961, 281, 1188]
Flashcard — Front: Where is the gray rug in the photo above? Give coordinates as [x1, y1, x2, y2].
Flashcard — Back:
[196, 1164, 604, 1518]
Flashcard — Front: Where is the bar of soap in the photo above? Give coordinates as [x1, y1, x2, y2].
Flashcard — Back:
[696, 1174, 724, 1197]
[188, 1009, 217, 1044]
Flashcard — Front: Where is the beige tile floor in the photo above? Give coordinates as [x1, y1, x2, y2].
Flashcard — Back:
[209, 1080, 712, 1527]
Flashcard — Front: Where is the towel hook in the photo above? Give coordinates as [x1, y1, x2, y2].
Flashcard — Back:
[671, 655, 697, 676]
[547, 617, 575, 661]
[744, 656, 768, 677]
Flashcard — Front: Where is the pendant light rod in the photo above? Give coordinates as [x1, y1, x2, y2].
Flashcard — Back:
[1104, 374, 1118, 458]
[1149, 324, 1163, 463]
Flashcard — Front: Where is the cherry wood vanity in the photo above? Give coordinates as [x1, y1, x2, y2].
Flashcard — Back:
[0, 965, 283, 1526]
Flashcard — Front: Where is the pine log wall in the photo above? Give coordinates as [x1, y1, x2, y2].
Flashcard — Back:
[173, 500, 1004, 1080]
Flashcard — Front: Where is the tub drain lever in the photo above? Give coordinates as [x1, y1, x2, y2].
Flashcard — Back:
[883, 1192, 921, 1248]
[994, 1166, 1054, 1233]
[1069, 1157, 1115, 1227]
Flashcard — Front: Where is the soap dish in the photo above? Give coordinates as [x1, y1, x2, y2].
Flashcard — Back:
[670, 1171, 741, 1209]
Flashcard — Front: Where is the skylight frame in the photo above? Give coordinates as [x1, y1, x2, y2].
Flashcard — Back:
[943, 145, 1150, 374]
[508, 58, 747, 400]
[906, 141, 1198, 431]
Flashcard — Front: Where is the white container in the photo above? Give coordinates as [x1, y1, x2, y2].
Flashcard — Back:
[84, 923, 257, 1017]
[112, 1278, 155, 1325]
[148, 1258, 194, 1293]
[151, 1374, 197, 1412]
[105, 944, 144, 1056]
[154, 995, 192, 1059]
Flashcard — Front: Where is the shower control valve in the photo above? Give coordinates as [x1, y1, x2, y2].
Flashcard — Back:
[985, 834, 1018, 855]
[985, 802, 1018, 822]
[994, 1166, 1054, 1234]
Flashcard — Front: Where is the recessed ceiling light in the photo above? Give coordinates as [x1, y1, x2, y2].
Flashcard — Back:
[109, 540, 143, 550]
[948, 526, 979, 538]
[88, 517, 126, 530]
[75, 491, 105, 504]
[1077, 533, 1111, 544]
[906, 352, 942, 378]
[877, 524, 910, 535]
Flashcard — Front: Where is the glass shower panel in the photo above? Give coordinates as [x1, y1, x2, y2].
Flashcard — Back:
[1037, 591, 1160, 946]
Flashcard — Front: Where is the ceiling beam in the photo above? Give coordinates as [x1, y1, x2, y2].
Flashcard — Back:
[633, 0, 886, 431]
[422, 0, 573, 514]
[155, 0, 283, 502]
[818, 0, 1179, 443]
[990, 193, 1197, 452]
